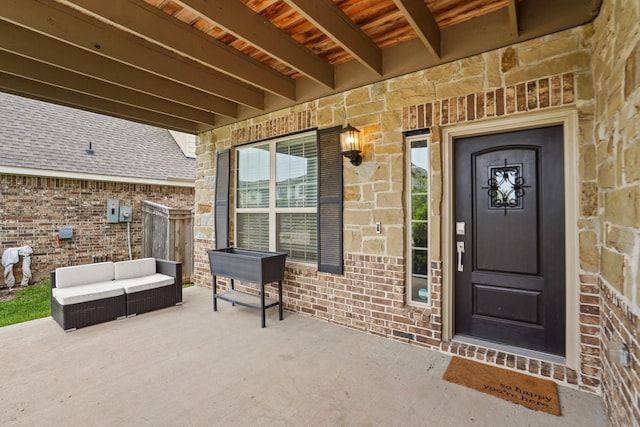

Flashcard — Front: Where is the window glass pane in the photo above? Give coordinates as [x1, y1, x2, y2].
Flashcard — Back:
[408, 137, 429, 304]
[411, 249, 429, 302]
[277, 213, 317, 262]
[411, 194, 428, 220]
[276, 134, 317, 208]
[412, 220, 428, 248]
[411, 141, 428, 193]
[235, 132, 318, 264]
[237, 144, 270, 208]
[237, 213, 269, 251]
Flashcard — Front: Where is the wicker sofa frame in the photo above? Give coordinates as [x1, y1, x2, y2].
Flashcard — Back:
[50, 259, 182, 331]
[126, 260, 183, 316]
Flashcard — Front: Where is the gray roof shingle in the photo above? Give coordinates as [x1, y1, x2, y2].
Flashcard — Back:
[0, 92, 194, 182]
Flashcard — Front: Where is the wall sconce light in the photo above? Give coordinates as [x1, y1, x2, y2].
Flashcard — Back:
[340, 123, 362, 166]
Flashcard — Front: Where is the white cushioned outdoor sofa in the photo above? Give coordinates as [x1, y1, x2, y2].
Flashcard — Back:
[50, 258, 182, 331]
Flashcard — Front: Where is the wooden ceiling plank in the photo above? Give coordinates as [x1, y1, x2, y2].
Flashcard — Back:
[392, 0, 441, 59]
[59, 0, 296, 100]
[284, 0, 382, 75]
[2, 0, 264, 109]
[0, 50, 219, 127]
[0, 19, 237, 118]
[507, 0, 519, 37]
[0, 73, 204, 133]
[177, 0, 335, 88]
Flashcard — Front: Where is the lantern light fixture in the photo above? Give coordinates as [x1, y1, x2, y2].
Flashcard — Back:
[340, 123, 362, 166]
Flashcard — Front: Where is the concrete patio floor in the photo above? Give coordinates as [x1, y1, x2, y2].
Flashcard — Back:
[0, 286, 607, 426]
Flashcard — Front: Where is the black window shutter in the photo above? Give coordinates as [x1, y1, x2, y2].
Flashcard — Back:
[317, 126, 343, 274]
[214, 149, 230, 249]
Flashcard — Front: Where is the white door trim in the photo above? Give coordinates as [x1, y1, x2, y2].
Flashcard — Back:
[441, 107, 580, 369]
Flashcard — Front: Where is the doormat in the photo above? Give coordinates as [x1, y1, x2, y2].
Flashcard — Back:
[442, 356, 561, 416]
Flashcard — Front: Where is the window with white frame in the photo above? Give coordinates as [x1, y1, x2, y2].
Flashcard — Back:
[236, 132, 318, 263]
[406, 133, 429, 304]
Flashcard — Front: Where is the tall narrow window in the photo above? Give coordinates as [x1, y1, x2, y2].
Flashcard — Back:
[236, 132, 318, 263]
[406, 134, 429, 304]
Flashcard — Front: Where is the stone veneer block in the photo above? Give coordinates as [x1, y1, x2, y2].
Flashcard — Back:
[606, 225, 637, 256]
[551, 76, 562, 106]
[624, 41, 639, 99]
[495, 88, 505, 115]
[476, 93, 485, 119]
[506, 86, 516, 114]
[539, 78, 550, 107]
[624, 142, 640, 182]
[417, 104, 425, 128]
[579, 231, 599, 272]
[426, 103, 433, 127]
[466, 94, 475, 120]
[601, 248, 625, 293]
[441, 99, 449, 125]
[605, 187, 640, 227]
[563, 73, 575, 103]
[457, 96, 466, 123]
[449, 97, 457, 123]
[527, 81, 538, 109]
[516, 83, 526, 111]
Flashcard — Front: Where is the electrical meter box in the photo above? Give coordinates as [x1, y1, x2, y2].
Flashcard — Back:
[107, 199, 119, 223]
[119, 206, 133, 222]
[58, 226, 74, 239]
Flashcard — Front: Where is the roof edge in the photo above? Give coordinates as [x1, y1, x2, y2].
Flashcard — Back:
[0, 166, 195, 188]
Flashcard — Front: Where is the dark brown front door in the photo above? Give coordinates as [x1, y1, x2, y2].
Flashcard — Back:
[454, 126, 565, 356]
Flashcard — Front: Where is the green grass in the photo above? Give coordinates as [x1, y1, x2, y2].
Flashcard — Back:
[0, 280, 51, 327]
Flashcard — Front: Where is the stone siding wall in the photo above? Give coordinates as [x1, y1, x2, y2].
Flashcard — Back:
[0, 174, 194, 283]
[193, 17, 631, 407]
[591, 0, 640, 424]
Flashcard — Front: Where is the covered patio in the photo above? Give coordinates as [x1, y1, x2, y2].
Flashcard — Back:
[1, 286, 605, 426]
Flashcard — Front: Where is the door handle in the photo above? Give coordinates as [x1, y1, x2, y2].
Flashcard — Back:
[456, 241, 465, 272]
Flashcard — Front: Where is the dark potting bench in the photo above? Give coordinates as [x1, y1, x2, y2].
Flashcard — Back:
[207, 248, 287, 328]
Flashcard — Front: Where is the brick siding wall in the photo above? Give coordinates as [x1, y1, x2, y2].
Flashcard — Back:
[0, 174, 193, 283]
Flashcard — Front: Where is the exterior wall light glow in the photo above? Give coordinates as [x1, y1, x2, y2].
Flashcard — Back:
[340, 123, 362, 166]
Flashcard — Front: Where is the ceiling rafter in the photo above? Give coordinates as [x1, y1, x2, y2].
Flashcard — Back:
[176, 0, 335, 89]
[0, 19, 237, 118]
[0, 50, 219, 127]
[2, 0, 263, 109]
[283, 0, 382, 75]
[58, 0, 297, 101]
[392, 0, 441, 59]
[507, 0, 519, 37]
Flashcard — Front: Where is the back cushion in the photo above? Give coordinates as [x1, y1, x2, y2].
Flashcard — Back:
[55, 262, 114, 288]
[114, 258, 156, 280]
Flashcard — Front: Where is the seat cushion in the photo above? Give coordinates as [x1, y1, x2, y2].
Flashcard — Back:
[114, 258, 156, 280]
[119, 273, 174, 294]
[55, 262, 114, 288]
[52, 280, 124, 305]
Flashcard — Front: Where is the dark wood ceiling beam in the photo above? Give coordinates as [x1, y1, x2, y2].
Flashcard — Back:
[59, 0, 296, 101]
[284, 0, 382, 75]
[507, 0, 519, 37]
[0, 19, 237, 118]
[2, 0, 264, 109]
[177, 0, 335, 89]
[392, 0, 441, 59]
[0, 50, 219, 127]
[0, 73, 204, 134]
